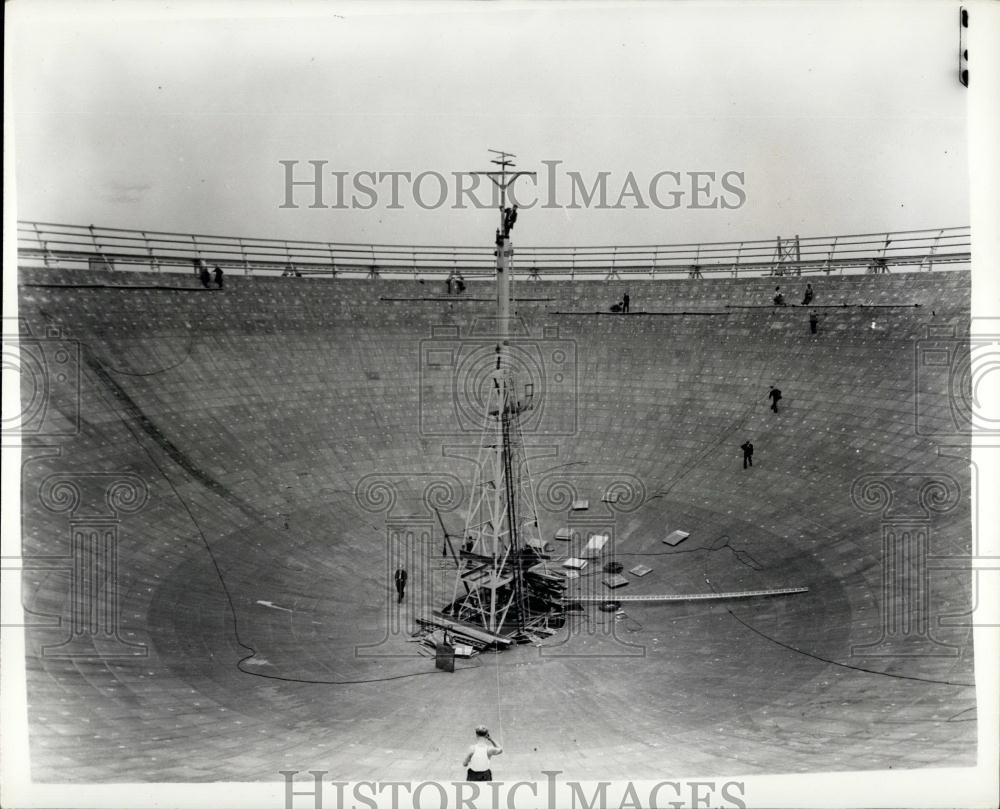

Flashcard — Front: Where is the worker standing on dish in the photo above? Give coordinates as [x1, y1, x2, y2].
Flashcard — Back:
[463, 725, 503, 782]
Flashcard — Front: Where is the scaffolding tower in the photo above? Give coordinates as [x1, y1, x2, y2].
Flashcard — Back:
[438, 152, 564, 640]
[770, 234, 802, 276]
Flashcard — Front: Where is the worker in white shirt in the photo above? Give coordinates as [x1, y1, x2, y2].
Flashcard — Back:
[462, 725, 503, 781]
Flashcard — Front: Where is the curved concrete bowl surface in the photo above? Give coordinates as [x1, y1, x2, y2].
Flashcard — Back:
[17, 268, 975, 782]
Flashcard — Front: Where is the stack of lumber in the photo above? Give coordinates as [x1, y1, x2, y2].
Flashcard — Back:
[416, 612, 515, 650]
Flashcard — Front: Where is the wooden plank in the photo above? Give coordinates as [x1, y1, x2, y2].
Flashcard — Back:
[526, 537, 554, 554]
[462, 568, 491, 585]
[417, 614, 514, 646]
[527, 562, 568, 581]
[574, 587, 808, 603]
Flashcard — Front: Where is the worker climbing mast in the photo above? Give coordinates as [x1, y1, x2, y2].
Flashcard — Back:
[436, 151, 564, 642]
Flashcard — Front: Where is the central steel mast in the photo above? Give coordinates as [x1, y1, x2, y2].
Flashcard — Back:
[445, 151, 553, 638]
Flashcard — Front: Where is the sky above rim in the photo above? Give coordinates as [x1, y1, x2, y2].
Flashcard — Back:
[9, 0, 970, 247]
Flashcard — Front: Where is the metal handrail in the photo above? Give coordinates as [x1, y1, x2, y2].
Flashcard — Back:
[16, 221, 970, 280]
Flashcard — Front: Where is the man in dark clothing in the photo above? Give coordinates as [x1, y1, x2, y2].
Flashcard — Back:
[213, 265, 224, 289]
[740, 440, 754, 469]
[773, 286, 786, 306]
[768, 386, 782, 412]
[802, 283, 814, 305]
[199, 264, 211, 288]
[809, 310, 819, 334]
[622, 292, 630, 313]
[394, 567, 408, 604]
[502, 205, 518, 236]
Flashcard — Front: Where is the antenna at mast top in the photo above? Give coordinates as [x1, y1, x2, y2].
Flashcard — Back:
[468, 149, 536, 211]
[488, 148, 517, 168]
